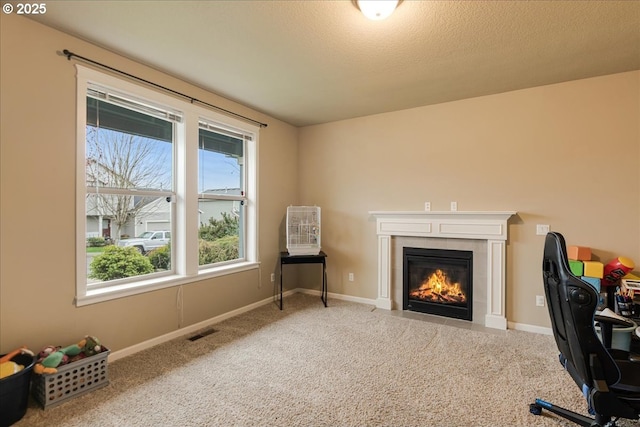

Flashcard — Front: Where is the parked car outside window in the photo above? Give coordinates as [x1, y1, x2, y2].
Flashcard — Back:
[117, 231, 170, 254]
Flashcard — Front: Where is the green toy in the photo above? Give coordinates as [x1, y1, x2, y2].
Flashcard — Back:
[82, 335, 103, 356]
[34, 340, 84, 374]
[34, 336, 105, 374]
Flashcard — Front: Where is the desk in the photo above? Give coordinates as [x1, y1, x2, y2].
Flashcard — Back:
[279, 251, 327, 310]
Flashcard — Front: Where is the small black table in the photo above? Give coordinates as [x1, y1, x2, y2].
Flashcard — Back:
[279, 251, 327, 310]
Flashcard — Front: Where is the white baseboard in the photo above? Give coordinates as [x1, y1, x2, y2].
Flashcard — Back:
[109, 289, 551, 362]
[297, 288, 378, 306]
[508, 321, 552, 335]
[109, 293, 289, 362]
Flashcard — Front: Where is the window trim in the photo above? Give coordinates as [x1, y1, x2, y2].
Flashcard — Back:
[197, 118, 248, 268]
[75, 65, 259, 306]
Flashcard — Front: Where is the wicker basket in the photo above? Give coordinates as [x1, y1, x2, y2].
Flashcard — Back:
[32, 348, 110, 409]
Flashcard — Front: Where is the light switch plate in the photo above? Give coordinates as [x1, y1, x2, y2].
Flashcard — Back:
[536, 224, 550, 235]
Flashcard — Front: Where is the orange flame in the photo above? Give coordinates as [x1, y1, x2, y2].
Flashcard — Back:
[409, 269, 466, 304]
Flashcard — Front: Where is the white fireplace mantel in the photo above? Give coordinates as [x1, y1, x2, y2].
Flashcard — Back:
[369, 210, 516, 330]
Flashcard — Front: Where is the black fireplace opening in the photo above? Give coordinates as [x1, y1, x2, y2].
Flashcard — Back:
[403, 247, 473, 321]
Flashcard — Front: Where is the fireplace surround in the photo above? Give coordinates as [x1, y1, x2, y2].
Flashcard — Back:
[369, 211, 516, 330]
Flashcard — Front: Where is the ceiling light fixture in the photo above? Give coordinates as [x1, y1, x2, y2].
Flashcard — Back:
[356, 0, 399, 21]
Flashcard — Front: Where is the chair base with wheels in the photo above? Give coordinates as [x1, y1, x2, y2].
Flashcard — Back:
[530, 398, 599, 427]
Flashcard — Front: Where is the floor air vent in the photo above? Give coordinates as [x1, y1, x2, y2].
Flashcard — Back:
[188, 328, 218, 341]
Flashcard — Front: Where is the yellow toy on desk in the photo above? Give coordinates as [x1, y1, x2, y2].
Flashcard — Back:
[583, 260, 604, 278]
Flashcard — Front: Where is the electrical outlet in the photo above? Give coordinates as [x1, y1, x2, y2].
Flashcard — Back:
[536, 224, 550, 236]
[450, 201, 457, 211]
[536, 295, 545, 307]
[270, 273, 275, 282]
[348, 273, 354, 282]
[424, 202, 431, 211]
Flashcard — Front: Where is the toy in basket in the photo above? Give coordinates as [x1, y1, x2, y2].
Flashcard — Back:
[286, 206, 321, 256]
[32, 336, 110, 409]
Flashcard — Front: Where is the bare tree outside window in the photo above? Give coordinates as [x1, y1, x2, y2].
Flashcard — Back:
[86, 126, 172, 240]
[77, 68, 256, 297]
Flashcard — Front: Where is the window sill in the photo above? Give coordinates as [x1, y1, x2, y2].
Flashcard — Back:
[76, 261, 260, 306]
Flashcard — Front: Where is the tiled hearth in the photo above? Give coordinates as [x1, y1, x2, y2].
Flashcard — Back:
[369, 211, 516, 330]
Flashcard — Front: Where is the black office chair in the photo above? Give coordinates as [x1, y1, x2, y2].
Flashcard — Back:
[530, 232, 640, 426]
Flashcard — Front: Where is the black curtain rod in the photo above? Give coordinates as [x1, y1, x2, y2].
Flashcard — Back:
[62, 49, 268, 128]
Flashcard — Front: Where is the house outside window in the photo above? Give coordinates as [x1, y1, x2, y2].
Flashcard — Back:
[76, 65, 259, 305]
[197, 120, 246, 267]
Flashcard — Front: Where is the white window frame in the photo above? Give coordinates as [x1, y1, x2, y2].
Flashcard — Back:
[197, 118, 249, 269]
[75, 65, 259, 306]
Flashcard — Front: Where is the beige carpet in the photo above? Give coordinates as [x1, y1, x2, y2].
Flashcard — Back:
[16, 293, 638, 426]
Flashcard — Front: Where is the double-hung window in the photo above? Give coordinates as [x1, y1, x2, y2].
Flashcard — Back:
[76, 65, 258, 305]
[198, 119, 248, 267]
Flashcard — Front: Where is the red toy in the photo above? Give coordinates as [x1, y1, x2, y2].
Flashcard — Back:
[602, 256, 635, 286]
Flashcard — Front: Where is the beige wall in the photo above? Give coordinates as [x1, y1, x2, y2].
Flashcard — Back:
[1, 14, 639, 356]
[298, 71, 640, 328]
[0, 14, 299, 353]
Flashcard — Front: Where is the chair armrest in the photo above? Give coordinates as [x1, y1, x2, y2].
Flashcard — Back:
[594, 314, 635, 328]
[594, 315, 638, 362]
[593, 313, 633, 352]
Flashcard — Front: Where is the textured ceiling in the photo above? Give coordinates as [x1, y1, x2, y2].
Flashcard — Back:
[29, 1, 640, 127]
